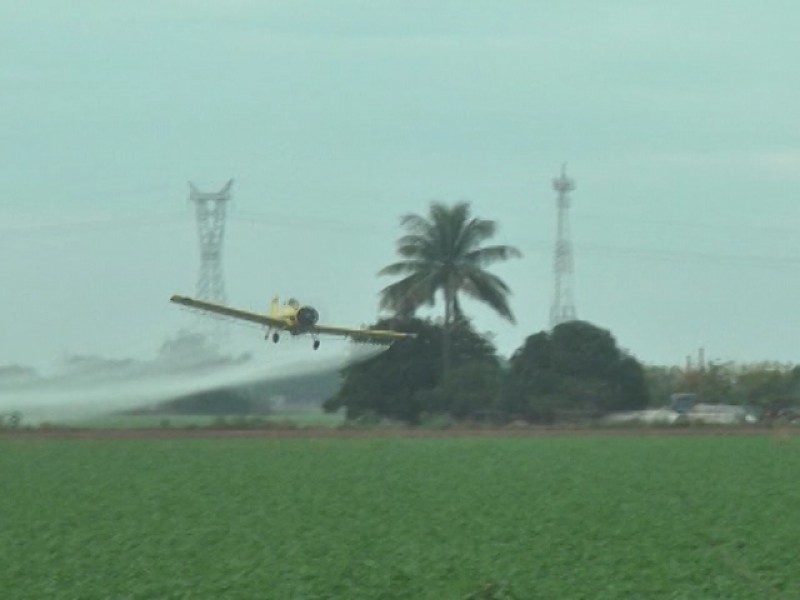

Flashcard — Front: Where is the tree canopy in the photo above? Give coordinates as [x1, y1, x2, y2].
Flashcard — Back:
[503, 321, 649, 422]
[378, 201, 520, 373]
[323, 317, 500, 424]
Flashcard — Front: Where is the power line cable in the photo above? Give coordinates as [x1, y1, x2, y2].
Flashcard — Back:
[1, 211, 187, 236]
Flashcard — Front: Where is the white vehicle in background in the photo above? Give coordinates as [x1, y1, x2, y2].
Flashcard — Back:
[605, 393, 758, 426]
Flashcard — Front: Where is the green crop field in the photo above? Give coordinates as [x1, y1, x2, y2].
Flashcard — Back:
[1, 434, 798, 599]
[70, 409, 345, 429]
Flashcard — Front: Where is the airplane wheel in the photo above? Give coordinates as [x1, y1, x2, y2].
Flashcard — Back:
[272, 332, 280, 343]
[313, 340, 320, 350]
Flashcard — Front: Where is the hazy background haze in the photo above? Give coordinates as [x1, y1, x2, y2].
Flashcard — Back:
[2, 1, 799, 371]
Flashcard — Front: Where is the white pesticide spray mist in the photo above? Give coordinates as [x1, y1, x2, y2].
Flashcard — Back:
[0, 335, 387, 425]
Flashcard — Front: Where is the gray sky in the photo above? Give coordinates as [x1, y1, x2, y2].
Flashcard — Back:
[2, 1, 799, 370]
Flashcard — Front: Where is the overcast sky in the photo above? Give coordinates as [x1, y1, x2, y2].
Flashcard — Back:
[2, 1, 799, 371]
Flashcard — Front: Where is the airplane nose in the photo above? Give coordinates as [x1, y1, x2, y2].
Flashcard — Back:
[296, 306, 319, 327]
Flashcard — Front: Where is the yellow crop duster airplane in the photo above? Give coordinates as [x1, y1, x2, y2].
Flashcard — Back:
[170, 294, 416, 350]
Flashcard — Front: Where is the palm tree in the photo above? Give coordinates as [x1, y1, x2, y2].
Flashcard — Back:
[379, 201, 521, 374]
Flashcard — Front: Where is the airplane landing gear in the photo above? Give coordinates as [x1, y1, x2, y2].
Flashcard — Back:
[313, 339, 320, 350]
[272, 332, 280, 343]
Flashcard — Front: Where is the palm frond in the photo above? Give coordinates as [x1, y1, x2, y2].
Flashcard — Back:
[399, 213, 434, 237]
[454, 217, 496, 255]
[379, 270, 437, 314]
[396, 234, 440, 261]
[430, 201, 470, 258]
[464, 244, 522, 267]
[461, 269, 516, 323]
[381, 201, 517, 327]
[396, 234, 431, 249]
[377, 260, 433, 277]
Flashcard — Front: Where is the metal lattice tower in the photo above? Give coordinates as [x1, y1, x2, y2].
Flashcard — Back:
[549, 165, 577, 328]
[188, 179, 233, 304]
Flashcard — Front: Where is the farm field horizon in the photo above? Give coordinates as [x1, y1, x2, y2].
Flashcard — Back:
[2, 434, 798, 599]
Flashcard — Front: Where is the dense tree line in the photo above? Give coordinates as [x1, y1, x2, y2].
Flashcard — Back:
[324, 318, 650, 424]
[644, 361, 800, 415]
[324, 200, 798, 425]
[323, 317, 501, 423]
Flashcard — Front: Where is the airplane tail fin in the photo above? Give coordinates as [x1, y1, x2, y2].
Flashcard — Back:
[268, 295, 280, 317]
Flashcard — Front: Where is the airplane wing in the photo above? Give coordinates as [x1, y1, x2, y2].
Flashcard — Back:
[170, 295, 286, 329]
[313, 323, 417, 344]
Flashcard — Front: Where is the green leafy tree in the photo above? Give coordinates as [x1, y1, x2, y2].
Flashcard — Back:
[726, 363, 800, 412]
[749, 365, 800, 418]
[677, 361, 739, 404]
[417, 361, 505, 421]
[502, 332, 560, 421]
[644, 365, 685, 407]
[324, 317, 499, 423]
[504, 321, 649, 421]
[378, 201, 521, 374]
[645, 362, 800, 414]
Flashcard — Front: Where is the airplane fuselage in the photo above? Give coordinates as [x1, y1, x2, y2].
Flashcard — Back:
[268, 298, 320, 334]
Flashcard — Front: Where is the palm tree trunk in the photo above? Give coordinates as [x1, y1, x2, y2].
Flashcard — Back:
[442, 286, 453, 376]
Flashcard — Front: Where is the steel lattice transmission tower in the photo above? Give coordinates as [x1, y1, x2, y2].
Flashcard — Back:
[549, 165, 577, 328]
[188, 179, 233, 304]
